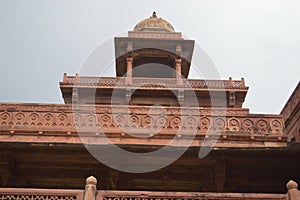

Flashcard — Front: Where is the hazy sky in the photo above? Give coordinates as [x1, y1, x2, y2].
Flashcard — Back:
[0, 0, 299, 114]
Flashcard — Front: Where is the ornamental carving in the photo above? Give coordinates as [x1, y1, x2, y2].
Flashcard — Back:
[270, 119, 283, 133]
[226, 117, 240, 131]
[142, 115, 154, 128]
[87, 114, 97, 127]
[0, 104, 285, 139]
[199, 117, 210, 131]
[169, 116, 181, 129]
[43, 113, 54, 126]
[1, 194, 77, 200]
[213, 118, 225, 131]
[57, 113, 69, 126]
[73, 114, 83, 127]
[241, 119, 254, 133]
[29, 113, 40, 126]
[255, 119, 269, 134]
[99, 114, 111, 128]
[1, 112, 11, 125]
[15, 112, 25, 125]
[157, 116, 167, 129]
[183, 116, 197, 130]
[63, 76, 248, 90]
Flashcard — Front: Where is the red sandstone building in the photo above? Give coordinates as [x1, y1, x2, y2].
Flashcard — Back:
[0, 13, 299, 200]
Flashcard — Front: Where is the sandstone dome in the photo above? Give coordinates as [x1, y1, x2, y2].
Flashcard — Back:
[133, 12, 175, 33]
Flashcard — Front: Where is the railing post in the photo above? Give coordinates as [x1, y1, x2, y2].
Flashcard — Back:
[241, 77, 245, 87]
[63, 73, 67, 83]
[228, 77, 233, 87]
[83, 176, 97, 200]
[286, 180, 299, 200]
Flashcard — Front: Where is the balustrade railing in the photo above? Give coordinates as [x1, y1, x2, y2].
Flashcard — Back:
[0, 188, 83, 200]
[61, 75, 247, 90]
[1, 177, 296, 200]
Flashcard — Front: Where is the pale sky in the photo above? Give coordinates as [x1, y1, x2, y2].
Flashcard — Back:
[0, 0, 299, 114]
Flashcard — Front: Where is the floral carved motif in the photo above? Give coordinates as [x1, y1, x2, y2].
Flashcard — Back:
[241, 119, 254, 133]
[255, 119, 269, 134]
[226, 117, 240, 131]
[0, 104, 284, 138]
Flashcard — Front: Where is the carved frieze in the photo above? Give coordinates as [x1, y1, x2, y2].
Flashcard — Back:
[0, 104, 284, 140]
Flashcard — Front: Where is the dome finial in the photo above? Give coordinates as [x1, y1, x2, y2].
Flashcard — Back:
[152, 11, 157, 18]
[133, 12, 175, 32]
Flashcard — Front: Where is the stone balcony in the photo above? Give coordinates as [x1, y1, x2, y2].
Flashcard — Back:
[60, 75, 248, 107]
[60, 75, 248, 90]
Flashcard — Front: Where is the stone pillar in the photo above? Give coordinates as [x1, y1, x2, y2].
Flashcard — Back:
[72, 73, 79, 104]
[175, 58, 182, 85]
[126, 56, 133, 85]
[83, 176, 97, 200]
[286, 180, 299, 200]
[229, 91, 236, 107]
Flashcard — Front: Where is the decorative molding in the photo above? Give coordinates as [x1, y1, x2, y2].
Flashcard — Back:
[0, 103, 286, 146]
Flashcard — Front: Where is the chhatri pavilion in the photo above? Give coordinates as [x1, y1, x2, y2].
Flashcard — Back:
[0, 12, 299, 200]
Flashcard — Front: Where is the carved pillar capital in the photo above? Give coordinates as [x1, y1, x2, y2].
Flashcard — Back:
[126, 56, 133, 63]
[175, 58, 182, 64]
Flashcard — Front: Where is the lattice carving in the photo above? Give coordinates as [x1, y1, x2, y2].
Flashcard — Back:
[102, 194, 286, 200]
[0, 194, 77, 200]
[63, 76, 248, 90]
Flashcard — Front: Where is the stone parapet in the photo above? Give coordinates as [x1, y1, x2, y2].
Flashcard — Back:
[0, 103, 286, 147]
[60, 75, 248, 90]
